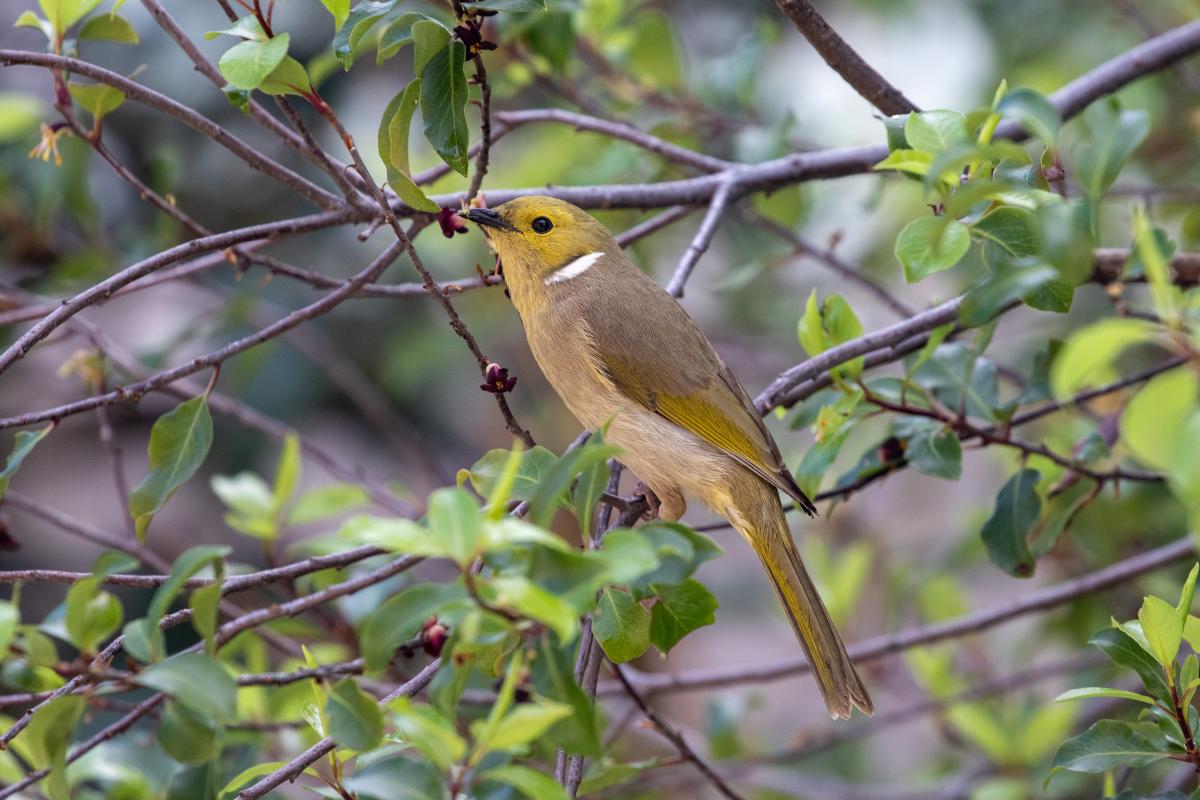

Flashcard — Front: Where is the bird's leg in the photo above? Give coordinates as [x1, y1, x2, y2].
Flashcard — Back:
[634, 481, 686, 521]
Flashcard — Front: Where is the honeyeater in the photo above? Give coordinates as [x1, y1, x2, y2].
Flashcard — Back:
[463, 197, 873, 719]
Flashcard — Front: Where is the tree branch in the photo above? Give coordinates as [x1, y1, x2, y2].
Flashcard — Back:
[774, 0, 920, 115]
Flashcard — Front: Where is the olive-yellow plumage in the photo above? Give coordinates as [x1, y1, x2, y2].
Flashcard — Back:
[464, 197, 872, 719]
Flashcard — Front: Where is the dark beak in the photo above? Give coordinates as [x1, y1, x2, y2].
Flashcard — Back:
[462, 207, 516, 232]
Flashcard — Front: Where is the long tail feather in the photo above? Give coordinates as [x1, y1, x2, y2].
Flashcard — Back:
[728, 482, 873, 719]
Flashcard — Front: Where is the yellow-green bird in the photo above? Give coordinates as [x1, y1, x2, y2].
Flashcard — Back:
[463, 196, 873, 719]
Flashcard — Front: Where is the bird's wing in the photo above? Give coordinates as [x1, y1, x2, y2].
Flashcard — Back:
[581, 290, 816, 515]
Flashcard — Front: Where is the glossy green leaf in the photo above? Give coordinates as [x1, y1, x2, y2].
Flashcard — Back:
[873, 148, 932, 176]
[649, 579, 718, 654]
[78, 12, 138, 43]
[531, 636, 602, 756]
[1090, 627, 1172, 703]
[474, 699, 572, 754]
[528, 439, 621, 529]
[904, 422, 962, 480]
[376, 12, 433, 63]
[412, 18, 451, 75]
[798, 291, 865, 379]
[135, 652, 237, 723]
[1139, 594, 1184, 668]
[1055, 687, 1157, 705]
[378, 78, 438, 212]
[461, 445, 559, 504]
[290, 483, 369, 524]
[64, 576, 122, 654]
[573, 432, 611, 540]
[1121, 367, 1199, 471]
[479, 765, 569, 800]
[959, 262, 1058, 326]
[0, 424, 52, 498]
[331, 0, 399, 68]
[205, 15, 266, 41]
[426, 486, 483, 566]
[980, 469, 1039, 577]
[68, 81, 126, 121]
[326, 678, 384, 751]
[1050, 719, 1168, 774]
[593, 586, 651, 663]
[128, 393, 214, 542]
[420, 39, 469, 176]
[218, 33, 290, 91]
[896, 218, 971, 282]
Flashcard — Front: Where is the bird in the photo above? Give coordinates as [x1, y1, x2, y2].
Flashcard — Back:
[462, 196, 873, 719]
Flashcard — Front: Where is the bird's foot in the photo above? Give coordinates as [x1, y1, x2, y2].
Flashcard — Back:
[632, 482, 661, 521]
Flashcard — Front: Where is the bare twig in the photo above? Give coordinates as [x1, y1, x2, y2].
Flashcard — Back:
[666, 179, 736, 297]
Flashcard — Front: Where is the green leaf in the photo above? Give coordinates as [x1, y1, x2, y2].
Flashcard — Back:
[996, 87, 1060, 146]
[463, 0, 547, 10]
[14, 11, 54, 42]
[125, 545, 230, 662]
[135, 652, 236, 723]
[895, 217, 971, 282]
[1050, 719, 1168, 775]
[78, 12, 138, 43]
[649, 579, 718, 654]
[67, 81, 126, 121]
[1054, 687, 1157, 705]
[378, 79, 438, 212]
[0, 424, 52, 498]
[798, 291, 865, 380]
[205, 15, 267, 41]
[912, 343, 998, 422]
[289, 483, 369, 524]
[190, 580, 222, 656]
[578, 758, 659, 796]
[360, 583, 464, 671]
[1090, 627, 1172, 704]
[419, 39, 470, 176]
[980, 469, 1040, 577]
[326, 678, 384, 752]
[595, 527, 661, 586]
[412, 18, 451, 75]
[0, 601, 17, 658]
[904, 109, 970, 153]
[158, 699, 220, 766]
[631, 522, 722, 588]
[390, 696, 467, 769]
[528, 440, 621, 529]
[331, 0, 399, 68]
[489, 575, 578, 642]
[376, 12, 433, 64]
[971, 206, 1040, 257]
[128, 393, 214, 542]
[479, 765, 569, 800]
[218, 33, 291, 91]
[64, 576, 122, 654]
[342, 758, 443, 800]
[1023, 277, 1075, 314]
[24, 695, 85, 800]
[904, 423, 962, 480]
[573, 431, 611, 540]
[211, 471, 276, 539]
[320, 0, 350, 30]
[1050, 317, 1159, 398]
[593, 586, 651, 663]
[260, 56, 312, 97]
[474, 699, 572, 754]
[0, 91, 43, 142]
[427, 486, 483, 567]
[461, 445, 559, 504]
[1074, 101, 1150, 197]
[531, 636, 602, 756]
[1139, 594, 1184, 668]
[37, 0, 103, 33]
[1122, 369, 1199, 471]
[873, 148, 932, 176]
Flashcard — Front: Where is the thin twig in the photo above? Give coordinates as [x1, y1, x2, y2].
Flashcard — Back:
[666, 179, 736, 297]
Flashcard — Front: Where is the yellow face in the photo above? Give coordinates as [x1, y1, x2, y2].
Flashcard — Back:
[464, 196, 614, 288]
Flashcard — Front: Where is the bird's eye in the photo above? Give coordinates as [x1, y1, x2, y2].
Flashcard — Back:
[531, 216, 553, 234]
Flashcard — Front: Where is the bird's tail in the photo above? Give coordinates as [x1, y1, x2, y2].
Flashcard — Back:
[725, 479, 873, 719]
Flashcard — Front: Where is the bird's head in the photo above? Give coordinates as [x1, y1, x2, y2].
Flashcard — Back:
[462, 196, 619, 303]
